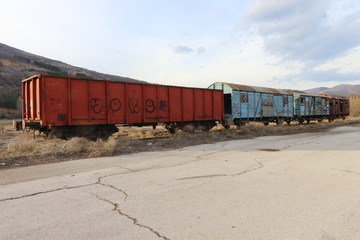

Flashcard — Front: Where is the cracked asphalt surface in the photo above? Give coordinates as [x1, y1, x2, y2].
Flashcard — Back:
[1, 125, 360, 240]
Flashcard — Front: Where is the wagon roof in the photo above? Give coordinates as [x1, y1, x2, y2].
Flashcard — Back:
[292, 92, 331, 98]
[318, 92, 349, 99]
[220, 82, 301, 95]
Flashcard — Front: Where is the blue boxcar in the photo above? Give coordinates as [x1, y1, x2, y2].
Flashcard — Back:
[293, 93, 330, 123]
[209, 82, 294, 127]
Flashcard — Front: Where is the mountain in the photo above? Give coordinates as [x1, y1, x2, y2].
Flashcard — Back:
[321, 84, 360, 96]
[0, 42, 144, 110]
[304, 84, 360, 96]
[303, 87, 329, 94]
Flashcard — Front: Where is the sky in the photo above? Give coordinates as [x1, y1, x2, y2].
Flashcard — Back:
[1, 0, 360, 90]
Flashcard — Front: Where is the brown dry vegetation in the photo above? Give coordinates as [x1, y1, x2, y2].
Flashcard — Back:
[350, 95, 360, 117]
[1, 118, 360, 170]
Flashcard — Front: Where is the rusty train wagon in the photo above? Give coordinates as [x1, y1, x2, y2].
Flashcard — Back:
[293, 93, 330, 123]
[209, 82, 294, 127]
[319, 93, 350, 121]
[22, 74, 224, 138]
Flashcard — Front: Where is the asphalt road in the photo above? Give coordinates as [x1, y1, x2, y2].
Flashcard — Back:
[1, 126, 360, 240]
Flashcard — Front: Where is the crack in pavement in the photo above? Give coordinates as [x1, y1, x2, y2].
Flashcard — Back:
[96, 195, 170, 240]
[111, 144, 230, 176]
[0, 182, 95, 202]
[330, 168, 360, 175]
[0, 171, 129, 202]
[0, 143, 260, 202]
[280, 135, 322, 151]
[1, 144, 256, 239]
[96, 174, 129, 201]
[177, 159, 264, 180]
[0, 146, 228, 202]
[1, 171, 169, 239]
[233, 159, 264, 176]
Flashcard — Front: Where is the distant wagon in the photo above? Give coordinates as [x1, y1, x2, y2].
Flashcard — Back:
[319, 93, 350, 121]
[21, 74, 224, 138]
[209, 82, 294, 127]
[293, 93, 330, 123]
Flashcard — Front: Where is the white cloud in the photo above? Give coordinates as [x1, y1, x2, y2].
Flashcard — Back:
[173, 45, 194, 54]
[314, 46, 360, 74]
[197, 47, 206, 54]
[242, 0, 360, 84]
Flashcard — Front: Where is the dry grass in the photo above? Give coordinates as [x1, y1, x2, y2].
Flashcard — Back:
[1, 118, 360, 169]
[350, 95, 360, 117]
[0, 126, 170, 168]
[1, 134, 120, 160]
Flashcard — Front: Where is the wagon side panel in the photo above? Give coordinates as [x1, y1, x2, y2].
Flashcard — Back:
[70, 79, 89, 124]
[285, 95, 294, 118]
[247, 92, 255, 118]
[43, 76, 69, 126]
[88, 81, 107, 123]
[254, 92, 262, 118]
[182, 88, 195, 121]
[343, 99, 350, 115]
[143, 85, 158, 123]
[194, 89, 205, 120]
[169, 87, 182, 122]
[157, 86, 170, 122]
[203, 89, 214, 120]
[126, 83, 143, 124]
[107, 82, 126, 124]
[232, 91, 241, 119]
[212, 90, 224, 120]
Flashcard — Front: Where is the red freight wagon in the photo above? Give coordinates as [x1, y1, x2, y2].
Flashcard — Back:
[22, 74, 224, 138]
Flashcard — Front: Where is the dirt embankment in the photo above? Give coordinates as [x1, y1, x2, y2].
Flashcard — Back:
[1, 118, 360, 170]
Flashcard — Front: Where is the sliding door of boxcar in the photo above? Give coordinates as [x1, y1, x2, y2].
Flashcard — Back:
[262, 94, 274, 117]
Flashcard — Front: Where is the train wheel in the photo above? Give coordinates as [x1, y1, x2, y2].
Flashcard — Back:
[170, 128, 176, 134]
[263, 122, 269, 126]
[236, 122, 246, 129]
[224, 125, 231, 130]
[166, 125, 178, 134]
[195, 124, 206, 132]
[204, 121, 217, 131]
[182, 124, 195, 133]
[48, 127, 71, 139]
[306, 120, 310, 124]
[165, 123, 178, 134]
